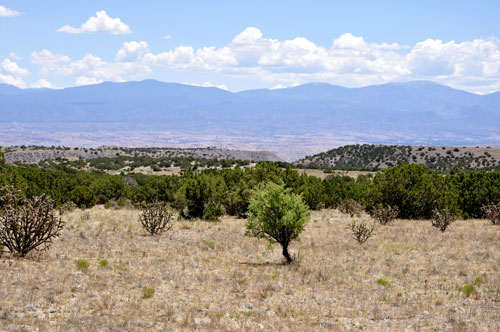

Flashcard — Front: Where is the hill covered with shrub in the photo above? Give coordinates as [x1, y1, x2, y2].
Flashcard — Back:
[296, 144, 500, 172]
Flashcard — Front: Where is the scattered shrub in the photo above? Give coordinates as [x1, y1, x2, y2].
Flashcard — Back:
[431, 207, 456, 232]
[347, 220, 374, 244]
[338, 199, 364, 217]
[458, 284, 475, 297]
[481, 203, 500, 225]
[369, 204, 399, 225]
[376, 278, 391, 287]
[142, 287, 155, 299]
[245, 182, 310, 264]
[474, 276, 484, 287]
[99, 259, 109, 268]
[138, 202, 175, 235]
[0, 186, 64, 257]
[76, 259, 90, 271]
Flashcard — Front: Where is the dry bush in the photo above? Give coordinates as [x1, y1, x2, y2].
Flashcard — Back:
[347, 220, 374, 244]
[481, 202, 500, 225]
[370, 204, 399, 225]
[57, 201, 77, 215]
[431, 207, 456, 232]
[138, 202, 175, 235]
[338, 199, 364, 217]
[0, 186, 64, 257]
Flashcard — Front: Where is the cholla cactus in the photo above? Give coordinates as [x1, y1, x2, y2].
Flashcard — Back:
[481, 203, 500, 225]
[370, 204, 399, 225]
[0, 186, 64, 257]
[431, 207, 456, 232]
[338, 199, 364, 218]
[138, 202, 175, 235]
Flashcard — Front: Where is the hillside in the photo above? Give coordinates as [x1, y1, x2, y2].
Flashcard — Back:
[2, 80, 500, 160]
[295, 144, 500, 171]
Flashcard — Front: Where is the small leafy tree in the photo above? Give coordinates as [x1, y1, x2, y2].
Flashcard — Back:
[338, 199, 364, 217]
[139, 202, 175, 235]
[245, 182, 309, 264]
[431, 207, 456, 232]
[369, 204, 399, 225]
[481, 202, 500, 225]
[0, 186, 64, 257]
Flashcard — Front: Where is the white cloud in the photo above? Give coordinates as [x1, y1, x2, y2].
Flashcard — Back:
[0, 5, 20, 17]
[1, 59, 29, 76]
[58, 10, 131, 35]
[116, 41, 149, 61]
[8, 52, 21, 60]
[186, 81, 229, 90]
[31, 49, 151, 82]
[31, 79, 59, 89]
[163, 35, 172, 40]
[0, 73, 25, 88]
[75, 76, 104, 86]
[25, 27, 500, 94]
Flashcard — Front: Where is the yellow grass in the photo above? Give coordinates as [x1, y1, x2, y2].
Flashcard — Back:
[1, 207, 499, 331]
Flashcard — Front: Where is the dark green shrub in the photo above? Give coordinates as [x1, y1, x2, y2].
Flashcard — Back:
[245, 182, 309, 263]
[70, 186, 96, 209]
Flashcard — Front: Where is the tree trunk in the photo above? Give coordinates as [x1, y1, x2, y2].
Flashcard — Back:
[282, 243, 292, 264]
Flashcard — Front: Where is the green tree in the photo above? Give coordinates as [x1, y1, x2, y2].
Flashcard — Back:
[70, 186, 96, 208]
[0, 147, 5, 167]
[245, 182, 309, 263]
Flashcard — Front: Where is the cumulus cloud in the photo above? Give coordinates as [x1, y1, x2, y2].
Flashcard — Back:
[58, 10, 131, 35]
[31, 79, 59, 89]
[75, 76, 104, 86]
[138, 27, 500, 93]
[31, 49, 151, 82]
[186, 81, 229, 90]
[0, 5, 20, 17]
[1, 59, 29, 76]
[0, 73, 25, 88]
[26, 27, 500, 93]
[116, 41, 149, 61]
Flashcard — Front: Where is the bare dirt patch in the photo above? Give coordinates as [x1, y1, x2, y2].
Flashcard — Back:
[1, 207, 499, 331]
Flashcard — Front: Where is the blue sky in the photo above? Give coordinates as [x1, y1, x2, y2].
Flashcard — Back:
[1, 1, 500, 93]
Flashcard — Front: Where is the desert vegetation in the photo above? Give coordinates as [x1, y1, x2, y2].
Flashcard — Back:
[1, 153, 500, 330]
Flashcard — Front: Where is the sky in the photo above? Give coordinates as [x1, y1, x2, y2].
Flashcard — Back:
[1, 1, 500, 93]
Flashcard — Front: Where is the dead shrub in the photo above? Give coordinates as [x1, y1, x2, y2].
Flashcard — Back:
[481, 203, 500, 225]
[138, 202, 175, 235]
[0, 186, 64, 257]
[370, 204, 399, 225]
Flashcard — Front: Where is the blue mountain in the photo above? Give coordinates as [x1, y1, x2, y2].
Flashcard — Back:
[1, 79, 499, 143]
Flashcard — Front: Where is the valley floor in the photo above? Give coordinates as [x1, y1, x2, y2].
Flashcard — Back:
[1, 207, 499, 331]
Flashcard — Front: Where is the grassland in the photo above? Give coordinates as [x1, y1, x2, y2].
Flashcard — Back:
[1, 207, 499, 331]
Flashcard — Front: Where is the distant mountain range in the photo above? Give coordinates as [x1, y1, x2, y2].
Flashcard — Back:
[1, 80, 500, 160]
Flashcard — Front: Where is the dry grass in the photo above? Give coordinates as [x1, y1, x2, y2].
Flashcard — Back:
[1, 207, 499, 331]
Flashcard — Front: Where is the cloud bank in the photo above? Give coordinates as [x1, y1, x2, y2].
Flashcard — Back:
[17, 27, 500, 93]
